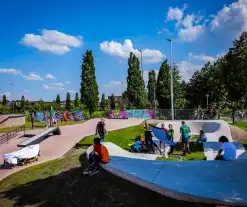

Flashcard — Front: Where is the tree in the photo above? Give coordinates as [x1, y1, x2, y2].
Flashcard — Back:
[66, 92, 72, 111]
[147, 70, 156, 107]
[39, 99, 45, 111]
[20, 95, 25, 112]
[221, 32, 247, 122]
[80, 50, 99, 116]
[74, 92, 80, 109]
[126, 52, 146, 108]
[56, 94, 61, 107]
[156, 60, 171, 109]
[2, 95, 7, 106]
[100, 93, 107, 111]
[110, 94, 116, 110]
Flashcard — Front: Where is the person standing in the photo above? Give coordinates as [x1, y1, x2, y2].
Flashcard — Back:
[49, 106, 55, 127]
[96, 117, 107, 142]
[180, 121, 191, 155]
[30, 110, 35, 128]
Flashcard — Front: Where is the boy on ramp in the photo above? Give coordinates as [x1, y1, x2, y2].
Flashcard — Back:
[83, 138, 109, 176]
[96, 118, 107, 142]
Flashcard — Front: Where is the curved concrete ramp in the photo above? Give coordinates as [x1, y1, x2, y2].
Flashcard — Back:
[87, 142, 157, 160]
[102, 156, 247, 206]
[152, 120, 232, 142]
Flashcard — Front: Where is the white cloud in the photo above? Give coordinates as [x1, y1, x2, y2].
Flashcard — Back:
[210, 0, 247, 38]
[67, 90, 76, 94]
[65, 81, 71, 84]
[43, 84, 64, 90]
[104, 81, 122, 88]
[178, 25, 204, 42]
[0, 92, 11, 99]
[100, 39, 165, 64]
[24, 89, 29, 93]
[143, 70, 159, 84]
[0, 68, 22, 75]
[51, 82, 64, 86]
[188, 52, 215, 62]
[157, 28, 173, 36]
[23, 72, 43, 81]
[182, 14, 195, 28]
[21, 29, 83, 54]
[45, 74, 56, 79]
[167, 7, 184, 22]
[177, 60, 203, 81]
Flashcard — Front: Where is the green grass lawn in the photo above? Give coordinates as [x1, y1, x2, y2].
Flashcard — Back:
[0, 154, 214, 207]
[0, 120, 86, 134]
[78, 124, 205, 161]
[230, 121, 247, 131]
[77, 124, 145, 150]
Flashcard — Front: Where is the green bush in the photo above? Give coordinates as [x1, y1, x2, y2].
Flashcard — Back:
[25, 111, 31, 122]
[91, 111, 107, 118]
[0, 105, 11, 114]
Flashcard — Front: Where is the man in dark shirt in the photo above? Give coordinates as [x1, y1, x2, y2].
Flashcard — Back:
[96, 118, 107, 142]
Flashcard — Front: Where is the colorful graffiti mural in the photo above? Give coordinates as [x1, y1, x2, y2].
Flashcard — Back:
[108, 109, 153, 119]
[35, 110, 84, 122]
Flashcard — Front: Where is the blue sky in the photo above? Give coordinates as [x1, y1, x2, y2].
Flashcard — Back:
[0, 0, 246, 101]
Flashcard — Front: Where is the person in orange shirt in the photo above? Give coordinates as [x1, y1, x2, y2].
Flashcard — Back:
[84, 138, 109, 176]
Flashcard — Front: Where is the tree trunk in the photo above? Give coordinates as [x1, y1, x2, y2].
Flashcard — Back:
[232, 109, 235, 123]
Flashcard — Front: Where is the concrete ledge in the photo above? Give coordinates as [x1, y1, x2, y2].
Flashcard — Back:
[101, 161, 246, 207]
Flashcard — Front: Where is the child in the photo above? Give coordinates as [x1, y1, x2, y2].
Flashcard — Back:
[195, 130, 207, 144]
[180, 121, 191, 155]
[167, 124, 175, 155]
[83, 138, 109, 176]
[215, 136, 236, 161]
[130, 136, 142, 152]
[96, 118, 107, 142]
[160, 123, 168, 150]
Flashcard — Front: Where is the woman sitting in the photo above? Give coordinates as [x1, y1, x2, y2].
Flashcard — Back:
[195, 130, 207, 144]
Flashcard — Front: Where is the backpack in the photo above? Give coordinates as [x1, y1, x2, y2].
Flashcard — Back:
[97, 122, 105, 133]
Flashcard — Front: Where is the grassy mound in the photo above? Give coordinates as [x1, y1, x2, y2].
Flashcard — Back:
[77, 123, 205, 161]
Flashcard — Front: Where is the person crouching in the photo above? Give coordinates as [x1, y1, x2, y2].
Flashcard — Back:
[84, 138, 109, 176]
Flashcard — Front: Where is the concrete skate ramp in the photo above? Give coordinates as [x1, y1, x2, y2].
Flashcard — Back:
[102, 155, 247, 206]
[152, 120, 232, 142]
[86, 142, 157, 160]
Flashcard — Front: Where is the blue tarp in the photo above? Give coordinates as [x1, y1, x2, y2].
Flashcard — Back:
[149, 125, 176, 146]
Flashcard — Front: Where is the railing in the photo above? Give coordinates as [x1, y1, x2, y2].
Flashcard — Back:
[0, 125, 25, 144]
[154, 109, 218, 120]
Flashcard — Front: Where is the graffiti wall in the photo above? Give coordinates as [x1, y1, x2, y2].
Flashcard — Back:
[108, 109, 153, 119]
[35, 110, 84, 122]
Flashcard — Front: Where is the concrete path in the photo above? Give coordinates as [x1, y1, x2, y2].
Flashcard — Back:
[0, 118, 143, 180]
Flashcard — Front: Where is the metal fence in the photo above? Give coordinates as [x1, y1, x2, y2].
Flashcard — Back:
[154, 109, 220, 120]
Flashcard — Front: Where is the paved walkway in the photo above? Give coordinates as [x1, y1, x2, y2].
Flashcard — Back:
[0, 118, 143, 180]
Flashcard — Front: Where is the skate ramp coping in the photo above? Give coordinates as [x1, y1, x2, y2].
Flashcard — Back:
[203, 142, 245, 160]
[102, 156, 247, 206]
[18, 127, 61, 147]
[86, 142, 157, 160]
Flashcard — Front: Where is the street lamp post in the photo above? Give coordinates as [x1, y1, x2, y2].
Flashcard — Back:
[206, 94, 209, 108]
[138, 49, 143, 82]
[9, 81, 15, 113]
[167, 39, 174, 120]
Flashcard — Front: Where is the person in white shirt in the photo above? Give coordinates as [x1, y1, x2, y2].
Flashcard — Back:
[215, 136, 236, 161]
